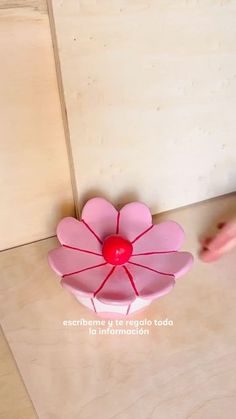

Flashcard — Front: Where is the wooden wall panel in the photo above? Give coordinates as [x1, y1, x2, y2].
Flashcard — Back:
[49, 0, 236, 214]
[0, 0, 74, 250]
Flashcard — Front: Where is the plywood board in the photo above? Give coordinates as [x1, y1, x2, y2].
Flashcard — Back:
[0, 0, 74, 250]
[0, 193, 236, 419]
[0, 327, 36, 419]
[49, 0, 236, 214]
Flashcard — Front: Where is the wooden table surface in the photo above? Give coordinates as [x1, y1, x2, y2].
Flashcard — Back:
[0, 327, 36, 419]
[0, 193, 236, 419]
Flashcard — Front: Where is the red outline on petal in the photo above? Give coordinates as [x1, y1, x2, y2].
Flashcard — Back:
[93, 266, 116, 297]
[126, 303, 131, 315]
[131, 224, 154, 244]
[128, 261, 174, 277]
[116, 212, 120, 234]
[123, 266, 139, 296]
[91, 298, 97, 313]
[62, 262, 107, 278]
[81, 219, 103, 244]
[132, 250, 177, 256]
[62, 244, 102, 257]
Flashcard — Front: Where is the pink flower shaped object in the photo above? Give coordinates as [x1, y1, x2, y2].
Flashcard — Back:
[48, 198, 193, 317]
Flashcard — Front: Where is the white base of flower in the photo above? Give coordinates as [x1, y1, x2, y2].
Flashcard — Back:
[75, 295, 151, 317]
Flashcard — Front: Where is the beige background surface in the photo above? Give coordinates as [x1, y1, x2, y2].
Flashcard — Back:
[0, 0, 74, 251]
[49, 0, 236, 214]
[0, 193, 235, 419]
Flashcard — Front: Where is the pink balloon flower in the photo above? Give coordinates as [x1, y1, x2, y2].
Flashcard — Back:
[48, 198, 193, 316]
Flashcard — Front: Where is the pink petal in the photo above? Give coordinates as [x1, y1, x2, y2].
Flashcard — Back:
[48, 246, 105, 277]
[81, 197, 118, 241]
[129, 252, 193, 278]
[126, 264, 175, 300]
[95, 266, 137, 305]
[132, 221, 185, 254]
[118, 202, 152, 241]
[57, 217, 102, 254]
[61, 264, 114, 297]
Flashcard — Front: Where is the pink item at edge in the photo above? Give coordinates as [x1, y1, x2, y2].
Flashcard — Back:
[48, 198, 193, 317]
[200, 218, 236, 262]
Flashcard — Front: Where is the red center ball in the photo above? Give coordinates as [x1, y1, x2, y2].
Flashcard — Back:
[102, 234, 133, 265]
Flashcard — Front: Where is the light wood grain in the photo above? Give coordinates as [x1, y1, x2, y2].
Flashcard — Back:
[0, 327, 36, 419]
[49, 0, 236, 215]
[0, 193, 235, 419]
[0, 0, 74, 250]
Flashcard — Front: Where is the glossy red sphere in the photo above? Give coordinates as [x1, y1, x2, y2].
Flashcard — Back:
[102, 234, 133, 265]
